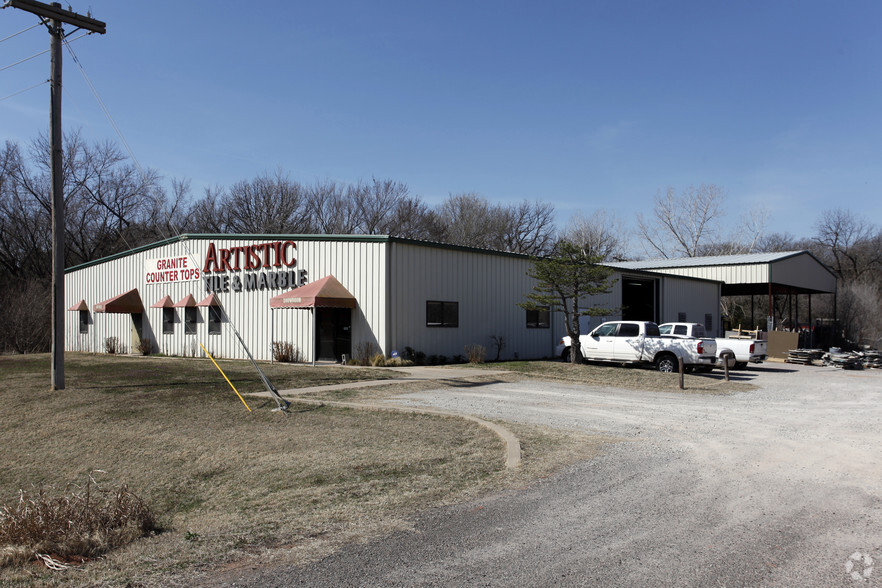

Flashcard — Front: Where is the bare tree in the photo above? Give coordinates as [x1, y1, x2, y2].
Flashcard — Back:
[812, 208, 882, 282]
[305, 180, 359, 235]
[561, 209, 627, 261]
[224, 170, 311, 234]
[499, 200, 556, 256]
[636, 184, 728, 258]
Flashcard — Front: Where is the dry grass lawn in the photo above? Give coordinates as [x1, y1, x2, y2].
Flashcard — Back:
[0, 354, 606, 586]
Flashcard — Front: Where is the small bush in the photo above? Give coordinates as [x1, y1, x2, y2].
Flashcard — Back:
[414, 351, 426, 365]
[352, 341, 377, 366]
[384, 357, 414, 367]
[452, 354, 465, 364]
[272, 341, 303, 363]
[137, 337, 152, 356]
[370, 353, 387, 367]
[465, 344, 486, 364]
[0, 476, 158, 568]
[104, 337, 119, 355]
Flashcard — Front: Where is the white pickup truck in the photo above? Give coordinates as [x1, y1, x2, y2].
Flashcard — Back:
[658, 322, 768, 369]
[556, 320, 718, 372]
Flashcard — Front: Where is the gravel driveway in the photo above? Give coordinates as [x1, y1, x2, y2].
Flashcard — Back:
[224, 363, 882, 587]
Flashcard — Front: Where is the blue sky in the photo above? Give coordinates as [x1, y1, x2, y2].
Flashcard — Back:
[2, 1, 881, 242]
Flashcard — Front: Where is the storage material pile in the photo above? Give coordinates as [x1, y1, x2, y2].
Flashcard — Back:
[786, 349, 826, 365]
[786, 348, 881, 369]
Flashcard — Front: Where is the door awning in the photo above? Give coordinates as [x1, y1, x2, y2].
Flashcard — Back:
[150, 295, 174, 308]
[67, 299, 88, 311]
[173, 294, 197, 308]
[94, 289, 143, 313]
[270, 275, 356, 309]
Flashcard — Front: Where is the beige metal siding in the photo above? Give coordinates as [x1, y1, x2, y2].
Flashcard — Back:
[389, 244, 559, 359]
[772, 254, 837, 293]
[65, 237, 387, 362]
[660, 276, 721, 334]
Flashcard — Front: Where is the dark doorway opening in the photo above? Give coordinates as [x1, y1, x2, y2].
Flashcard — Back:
[621, 278, 658, 322]
[316, 307, 352, 361]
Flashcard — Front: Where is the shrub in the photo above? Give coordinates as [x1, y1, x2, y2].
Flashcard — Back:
[414, 351, 426, 365]
[137, 337, 152, 356]
[272, 341, 303, 363]
[352, 341, 377, 366]
[370, 353, 387, 367]
[384, 357, 414, 367]
[465, 344, 486, 364]
[104, 337, 119, 355]
[0, 476, 158, 568]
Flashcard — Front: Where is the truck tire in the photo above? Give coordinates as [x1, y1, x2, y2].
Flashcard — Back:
[560, 347, 571, 361]
[734, 361, 748, 370]
[655, 353, 677, 373]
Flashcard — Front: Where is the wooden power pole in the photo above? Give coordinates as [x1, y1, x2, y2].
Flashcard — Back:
[3, 0, 105, 389]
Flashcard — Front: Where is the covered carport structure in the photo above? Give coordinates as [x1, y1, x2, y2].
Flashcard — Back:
[609, 251, 839, 349]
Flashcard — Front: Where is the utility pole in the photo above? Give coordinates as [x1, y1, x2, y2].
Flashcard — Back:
[3, 0, 105, 389]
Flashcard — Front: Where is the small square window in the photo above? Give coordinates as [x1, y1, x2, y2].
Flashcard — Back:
[526, 307, 550, 329]
[163, 308, 174, 334]
[208, 306, 222, 334]
[185, 307, 197, 335]
[426, 301, 458, 328]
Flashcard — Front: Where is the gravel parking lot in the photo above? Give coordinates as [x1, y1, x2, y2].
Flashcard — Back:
[227, 363, 882, 587]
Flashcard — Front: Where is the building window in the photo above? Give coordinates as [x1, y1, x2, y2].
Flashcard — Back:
[426, 300, 458, 328]
[208, 306, 222, 334]
[163, 308, 174, 334]
[185, 307, 197, 335]
[79, 310, 88, 334]
[705, 313, 713, 333]
[526, 307, 550, 328]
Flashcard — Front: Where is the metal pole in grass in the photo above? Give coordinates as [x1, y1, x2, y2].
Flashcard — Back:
[678, 356, 685, 390]
[199, 342, 251, 412]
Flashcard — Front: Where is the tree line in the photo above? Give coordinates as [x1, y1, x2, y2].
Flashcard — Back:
[1, 133, 880, 352]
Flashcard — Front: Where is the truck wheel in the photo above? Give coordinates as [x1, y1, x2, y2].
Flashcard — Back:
[561, 347, 571, 361]
[655, 353, 677, 373]
[734, 362, 748, 370]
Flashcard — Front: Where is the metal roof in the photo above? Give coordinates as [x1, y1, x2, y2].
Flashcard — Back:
[608, 251, 814, 270]
[607, 251, 837, 295]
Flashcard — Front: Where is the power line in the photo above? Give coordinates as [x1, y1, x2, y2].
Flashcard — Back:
[0, 21, 41, 43]
[0, 31, 89, 72]
[0, 78, 48, 101]
[63, 37, 145, 180]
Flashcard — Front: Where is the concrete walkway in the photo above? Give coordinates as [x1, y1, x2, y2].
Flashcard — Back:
[247, 365, 520, 469]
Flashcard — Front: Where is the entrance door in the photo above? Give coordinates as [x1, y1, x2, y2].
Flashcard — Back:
[315, 307, 352, 361]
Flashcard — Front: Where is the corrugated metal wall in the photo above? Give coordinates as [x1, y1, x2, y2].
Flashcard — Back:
[388, 243, 560, 360]
[659, 276, 721, 334]
[66, 236, 724, 361]
[65, 237, 387, 362]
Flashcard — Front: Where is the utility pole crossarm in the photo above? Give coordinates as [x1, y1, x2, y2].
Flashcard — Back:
[3, 0, 106, 33]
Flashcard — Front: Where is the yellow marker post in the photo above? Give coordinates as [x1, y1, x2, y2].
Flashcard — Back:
[200, 343, 252, 412]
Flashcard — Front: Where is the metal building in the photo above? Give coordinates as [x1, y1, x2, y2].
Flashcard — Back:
[607, 250, 838, 331]
[65, 234, 723, 362]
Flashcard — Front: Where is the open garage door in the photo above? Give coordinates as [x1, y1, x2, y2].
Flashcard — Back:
[621, 277, 658, 322]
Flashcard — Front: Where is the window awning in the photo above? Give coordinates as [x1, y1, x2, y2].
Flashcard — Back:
[270, 275, 356, 309]
[67, 299, 88, 311]
[197, 293, 221, 307]
[94, 289, 143, 313]
[150, 295, 174, 308]
[173, 294, 196, 308]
